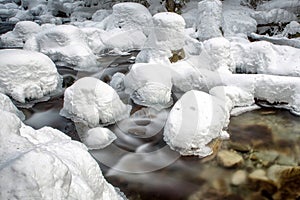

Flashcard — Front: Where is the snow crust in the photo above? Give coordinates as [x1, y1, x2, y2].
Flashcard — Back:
[0, 49, 61, 103]
[163, 90, 228, 157]
[60, 77, 131, 127]
[0, 110, 123, 200]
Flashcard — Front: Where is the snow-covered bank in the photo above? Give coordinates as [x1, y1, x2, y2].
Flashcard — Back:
[0, 110, 124, 200]
[0, 49, 61, 103]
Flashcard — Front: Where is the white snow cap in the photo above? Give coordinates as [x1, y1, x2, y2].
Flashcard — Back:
[124, 63, 173, 110]
[0, 110, 123, 200]
[60, 77, 131, 127]
[136, 12, 185, 63]
[0, 21, 41, 47]
[196, 0, 223, 41]
[0, 49, 61, 103]
[164, 90, 228, 157]
[110, 2, 153, 35]
[0, 93, 25, 120]
[84, 127, 117, 150]
[24, 25, 99, 71]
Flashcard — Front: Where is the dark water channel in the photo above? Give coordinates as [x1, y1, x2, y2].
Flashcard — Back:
[20, 53, 300, 200]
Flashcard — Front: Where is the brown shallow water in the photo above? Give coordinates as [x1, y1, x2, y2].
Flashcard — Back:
[20, 52, 300, 200]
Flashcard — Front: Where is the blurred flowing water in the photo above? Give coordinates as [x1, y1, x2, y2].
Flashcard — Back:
[20, 53, 300, 200]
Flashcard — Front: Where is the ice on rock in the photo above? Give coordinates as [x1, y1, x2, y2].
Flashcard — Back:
[24, 25, 99, 71]
[60, 77, 131, 127]
[251, 9, 297, 25]
[163, 90, 228, 157]
[110, 72, 125, 92]
[231, 40, 300, 76]
[196, 0, 223, 41]
[0, 21, 41, 47]
[83, 127, 117, 150]
[0, 111, 124, 200]
[124, 63, 173, 110]
[136, 12, 185, 64]
[109, 2, 153, 35]
[0, 93, 25, 120]
[0, 49, 61, 103]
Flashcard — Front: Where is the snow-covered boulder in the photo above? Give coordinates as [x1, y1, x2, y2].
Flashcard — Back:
[196, 0, 223, 41]
[163, 90, 228, 157]
[222, 0, 257, 37]
[109, 2, 153, 35]
[282, 21, 300, 37]
[196, 37, 234, 72]
[251, 9, 297, 25]
[231, 40, 300, 76]
[24, 25, 99, 71]
[83, 127, 117, 150]
[60, 77, 131, 127]
[0, 49, 61, 103]
[0, 93, 25, 120]
[0, 21, 41, 47]
[256, 0, 300, 14]
[92, 9, 112, 22]
[136, 12, 185, 64]
[0, 110, 123, 200]
[124, 63, 173, 110]
[0, 2, 19, 19]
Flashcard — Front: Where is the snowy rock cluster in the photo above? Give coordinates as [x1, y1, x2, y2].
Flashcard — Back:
[0, 0, 300, 198]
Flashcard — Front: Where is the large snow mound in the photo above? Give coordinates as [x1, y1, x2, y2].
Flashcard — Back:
[60, 77, 131, 127]
[0, 49, 61, 103]
[164, 90, 228, 157]
[0, 110, 123, 200]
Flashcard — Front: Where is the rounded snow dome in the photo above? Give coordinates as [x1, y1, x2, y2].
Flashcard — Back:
[0, 49, 61, 103]
[60, 77, 131, 127]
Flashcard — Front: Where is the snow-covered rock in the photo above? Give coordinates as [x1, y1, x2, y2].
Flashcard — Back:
[92, 9, 112, 22]
[136, 12, 185, 64]
[0, 110, 123, 200]
[0, 49, 61, 103]
[60, 77, 131, 127]
[0, 21, 41, 47]
[0, 93, 25, 120]
[195, 37, 234, 72]
[282, 21, 300, 37]
[196, 0, 223, 41]
[83, 127, 117, 150]
[124, 63, 173, 110]
[231, 40, 300, 76]
[163, 90, 228, 157]
[109, 2, 153, 35]
[251, 9, 297, 25]
[24, 25, 99, 71]
[256, 0, 300, 14]
[222, 0, 257, 37]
